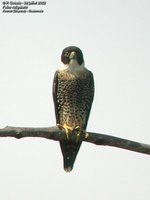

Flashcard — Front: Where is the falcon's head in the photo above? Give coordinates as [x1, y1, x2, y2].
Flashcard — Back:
[61, 46, 84, 66]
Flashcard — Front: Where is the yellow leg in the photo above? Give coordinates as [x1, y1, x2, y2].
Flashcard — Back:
[74, 126, 85, 142]
[57, 124, 85, 142]
[57, 123, 73, 139]
[74, 126, 80, 142]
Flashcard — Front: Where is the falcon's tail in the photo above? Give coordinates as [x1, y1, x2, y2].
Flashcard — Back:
[60, 141, 82, 172]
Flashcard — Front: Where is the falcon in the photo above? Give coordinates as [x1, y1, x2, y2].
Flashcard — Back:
[53, 46, 94, 172]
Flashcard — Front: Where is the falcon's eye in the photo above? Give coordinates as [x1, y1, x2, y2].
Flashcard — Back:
[64, 52, 70, 57]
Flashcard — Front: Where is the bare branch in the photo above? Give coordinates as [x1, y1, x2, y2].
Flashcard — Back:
[85, 132, 150, 155]
[0, 126, 63, 140]
[0, 126, 150, 155]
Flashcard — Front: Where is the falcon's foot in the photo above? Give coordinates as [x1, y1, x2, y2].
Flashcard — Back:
[74, 126, 85, 142]
[57, 124, 73, 140]
[57, 124, 85, 142]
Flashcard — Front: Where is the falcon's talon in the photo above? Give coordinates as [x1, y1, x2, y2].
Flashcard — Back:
[75, 127, 86, 142]
[85, 132, 89, 139]
[74, 126, 80, 131]
[76, 132, 80, 142]
[57, 123, 74, 140]
[57, 124, 64, 130]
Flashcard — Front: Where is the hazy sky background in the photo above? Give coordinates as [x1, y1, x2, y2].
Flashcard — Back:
[0, 0, 150, 199]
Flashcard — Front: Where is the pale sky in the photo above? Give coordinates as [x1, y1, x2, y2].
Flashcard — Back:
[0, 0, 150, 199]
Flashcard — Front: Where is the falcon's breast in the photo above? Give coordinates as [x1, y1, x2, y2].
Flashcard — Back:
[53, 65, 94, 130]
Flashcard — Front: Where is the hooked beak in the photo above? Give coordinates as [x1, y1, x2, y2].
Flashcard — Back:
[69, 51, 77, 60]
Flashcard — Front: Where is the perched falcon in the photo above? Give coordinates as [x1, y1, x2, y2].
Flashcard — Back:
[53, 46, 94, 172]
